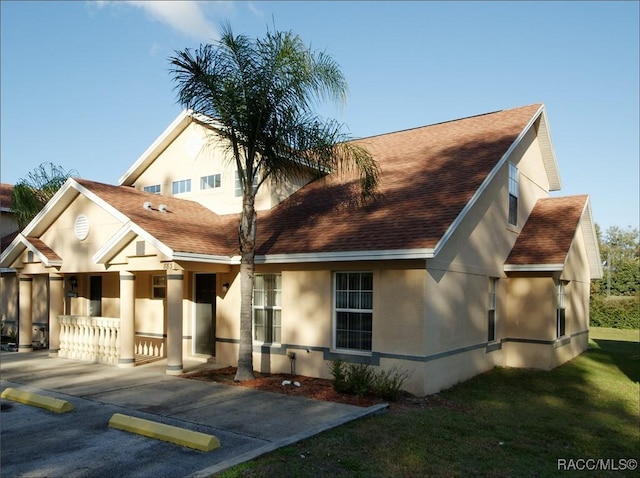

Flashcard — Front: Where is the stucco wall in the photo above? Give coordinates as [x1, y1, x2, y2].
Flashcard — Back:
[131, 122, 312, 215]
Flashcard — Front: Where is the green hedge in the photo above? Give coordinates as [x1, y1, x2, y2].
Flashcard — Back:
[590, 295, 640, 329]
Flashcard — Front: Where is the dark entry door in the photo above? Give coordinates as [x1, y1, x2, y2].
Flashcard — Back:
[89, 276, 102, 317]
[195, 274, 216, 355]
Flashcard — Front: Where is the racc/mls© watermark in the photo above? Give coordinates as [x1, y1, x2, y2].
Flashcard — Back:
[557, 458, 637, 472]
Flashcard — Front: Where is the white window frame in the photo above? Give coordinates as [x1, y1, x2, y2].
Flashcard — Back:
[172, 179, 191, 195]
[152, 275, 166, 299]
[234, 169, 259, 197]
[143, 184, 161, 194]
[488, 278, 498, 342]
[333, 271, 373, 354]
[200, 174, 221, 190]
[253, 273, 282, 344]
[508, 162, 519, 226]
[556, 280, 567, 338]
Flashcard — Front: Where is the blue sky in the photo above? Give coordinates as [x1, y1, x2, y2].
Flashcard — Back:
[1, 1, 638, 232]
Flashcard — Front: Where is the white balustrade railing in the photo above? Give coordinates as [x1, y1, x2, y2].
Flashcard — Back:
[57, 316, 120, 365]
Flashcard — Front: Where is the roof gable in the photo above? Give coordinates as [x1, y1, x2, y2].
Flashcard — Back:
[505, 195, 602, 278]
[254, 104, 551, 260]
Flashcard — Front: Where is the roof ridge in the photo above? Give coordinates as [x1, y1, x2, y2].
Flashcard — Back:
[353, 103, 543, 142]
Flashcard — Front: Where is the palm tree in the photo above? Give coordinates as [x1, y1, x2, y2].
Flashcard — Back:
[11, 162, 77, 228]
[170, 25, 379, 381]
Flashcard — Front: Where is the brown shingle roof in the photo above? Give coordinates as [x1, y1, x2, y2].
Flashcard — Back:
[0, 183, 14, 210]
[75, 179, 236, 257]
[256, 104, 542, 255]
[25, 237, 62, 263]
[506, 195, 588, 266]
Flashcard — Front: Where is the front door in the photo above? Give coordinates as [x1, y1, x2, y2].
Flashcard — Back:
[195, 274, 216, 356]
[89, 276, 102, 317]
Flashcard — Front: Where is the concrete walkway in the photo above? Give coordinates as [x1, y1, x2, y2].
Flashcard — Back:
[0, 351, 387, 477]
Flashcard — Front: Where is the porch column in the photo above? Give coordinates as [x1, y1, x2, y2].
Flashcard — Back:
[18, 275, 33, 352]
[166, 269, 184, 375]
[118, 271, 136, 368]
[48, 274, 64, 357]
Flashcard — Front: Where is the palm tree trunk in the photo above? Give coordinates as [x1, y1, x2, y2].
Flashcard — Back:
[234, 192, 257, 381]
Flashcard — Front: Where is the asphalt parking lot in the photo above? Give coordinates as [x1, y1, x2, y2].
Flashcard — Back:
[1, 351, 386, 477]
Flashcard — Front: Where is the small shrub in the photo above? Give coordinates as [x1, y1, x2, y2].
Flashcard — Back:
[327, 359, 349, 393]
[373, 367, 408, 401]
[328, 360, 408, 401]
[345, 363, 375, 397]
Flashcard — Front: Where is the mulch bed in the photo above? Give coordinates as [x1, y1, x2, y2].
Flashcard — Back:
[180, 366, 470, 413]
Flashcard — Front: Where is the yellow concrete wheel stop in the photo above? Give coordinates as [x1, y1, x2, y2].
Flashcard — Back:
[108, 413, 220, 452]
[1, 387, 73, 413]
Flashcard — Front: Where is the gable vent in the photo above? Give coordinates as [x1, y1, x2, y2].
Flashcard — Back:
[74, 214, 89, 241]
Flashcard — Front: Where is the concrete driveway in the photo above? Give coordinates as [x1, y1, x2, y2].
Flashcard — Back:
[0, 351, 386, 477]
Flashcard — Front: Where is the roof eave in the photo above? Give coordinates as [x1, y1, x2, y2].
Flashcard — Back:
[504, 264, 564, 273]
[256, 248, 435, 264]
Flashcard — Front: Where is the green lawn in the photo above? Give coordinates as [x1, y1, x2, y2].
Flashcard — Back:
[216, 328, 639, 477]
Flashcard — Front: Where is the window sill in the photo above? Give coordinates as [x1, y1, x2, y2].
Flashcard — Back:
[486, 341, 502, 353]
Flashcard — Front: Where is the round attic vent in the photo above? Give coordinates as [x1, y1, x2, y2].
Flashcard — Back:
[74, 214, 89, 240]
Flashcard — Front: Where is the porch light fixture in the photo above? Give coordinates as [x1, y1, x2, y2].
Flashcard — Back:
[222, 282, 230, 292]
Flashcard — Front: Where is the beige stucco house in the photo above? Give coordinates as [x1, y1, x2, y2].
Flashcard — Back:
[0, 104, 602, 395]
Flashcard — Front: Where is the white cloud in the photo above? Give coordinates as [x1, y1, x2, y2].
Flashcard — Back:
[130, 1, 218, 41]
[94, 1, 219, 41]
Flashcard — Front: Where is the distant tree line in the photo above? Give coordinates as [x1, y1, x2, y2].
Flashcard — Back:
[590, 225, 639, 329]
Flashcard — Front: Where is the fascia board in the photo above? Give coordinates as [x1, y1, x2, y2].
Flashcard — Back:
[22, 237, 62, 267]
[580, 198, 604, 279]
[118, 110, 192, 186]
[0, 234, 26, 268]
[172, 252, 237, 264]
[536, 108, 562, 191]
[93, 221, 174, 264]
[255, 248, 435, 264]
[21, 178, 79, 238]
[433, 105, 547, 257]
[504, 264, 564, 272]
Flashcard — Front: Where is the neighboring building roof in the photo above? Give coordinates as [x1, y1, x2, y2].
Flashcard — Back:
[0, 183, 14, 213]
[505, 195, 603, 278]
[254, 104, 550, 260]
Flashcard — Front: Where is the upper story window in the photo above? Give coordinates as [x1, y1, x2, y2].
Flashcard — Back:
[235, 170, 259, 197]
[200, 174, 221, 190]
[253, 274, 282, 343]
[508, 162, 519, 226]
[334, 272, 373, 352]
[143, 184, 161, 194]
[172, 179, 191, 195]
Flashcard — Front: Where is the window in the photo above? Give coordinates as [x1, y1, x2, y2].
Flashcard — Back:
[172, 179, 191, 195]
[556, 281, 567, 338]
[488, 278, 498, 342]
[235, 169, 259, 197]
[334, 272, 373, 352]
[143, 184, 161, 194]
[253, 274, 281, 343]
[152, 275, 166, 299]
[200, 174, 221, 190]
[508, 162, 519, 226]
